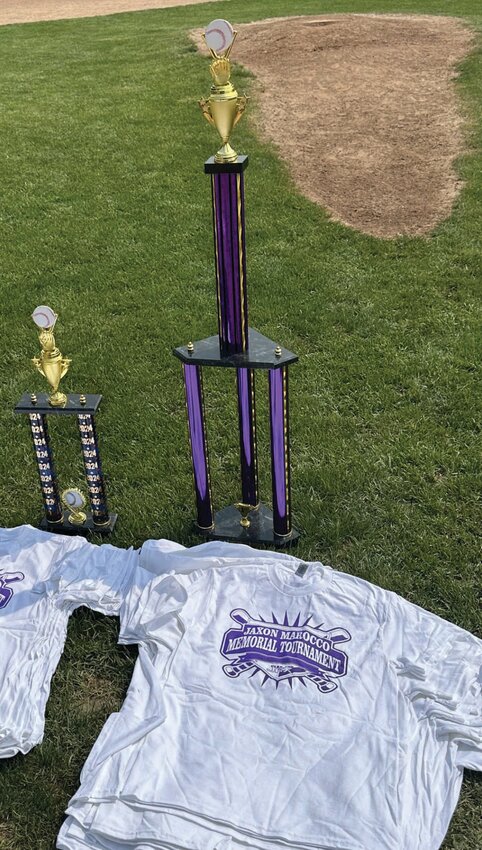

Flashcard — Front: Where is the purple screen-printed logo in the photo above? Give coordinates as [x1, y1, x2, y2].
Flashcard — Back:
[0, 571, 25, 610]
[220, 609, 351, 694]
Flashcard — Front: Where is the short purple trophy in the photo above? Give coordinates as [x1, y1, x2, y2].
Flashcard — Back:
[174, 20, 299, 546]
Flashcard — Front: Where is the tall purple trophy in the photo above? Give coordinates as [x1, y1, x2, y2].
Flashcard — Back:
[174, 20, 299, 545]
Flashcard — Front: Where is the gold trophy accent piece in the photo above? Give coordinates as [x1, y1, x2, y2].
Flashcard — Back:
[199, 19, 248, 164]
[62, 488, 87, 525]
[235, 502, 258, 529]
[31, 306, 71, 407]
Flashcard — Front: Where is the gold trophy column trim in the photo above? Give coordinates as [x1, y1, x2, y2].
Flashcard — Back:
[251, 368, 259, 506]
[282, 366, 291, 535]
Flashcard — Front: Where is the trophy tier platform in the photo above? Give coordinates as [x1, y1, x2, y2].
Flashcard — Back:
[197, 504, 300, 548]
[15, 393, 103, 415]
[174, 329, 298, 370]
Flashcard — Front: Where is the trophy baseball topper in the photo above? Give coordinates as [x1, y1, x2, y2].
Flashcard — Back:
[14, 306, 117, 535]
[31, 305, 71, 407]
[199, 19, 247, 163]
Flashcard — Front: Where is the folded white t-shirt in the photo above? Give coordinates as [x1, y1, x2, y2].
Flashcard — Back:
[60, 544, 481, 850]
[0, 525, 137, 758]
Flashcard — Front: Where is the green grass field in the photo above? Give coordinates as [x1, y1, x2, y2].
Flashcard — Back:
[0, 0, 480, 847]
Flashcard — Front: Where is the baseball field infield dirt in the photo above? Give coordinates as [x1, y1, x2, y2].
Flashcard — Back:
[0, 0, 218, 26]
[2, 4, 474, 238]
[194, 14, 474, 237]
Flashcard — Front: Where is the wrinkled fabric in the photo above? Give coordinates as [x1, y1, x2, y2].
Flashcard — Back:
[58, 542, 482, 850]
[0, 525, 137, 757]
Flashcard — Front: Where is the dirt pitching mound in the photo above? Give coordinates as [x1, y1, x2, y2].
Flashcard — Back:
[0, 0, 219, 27]
[195, 15, 474, 238]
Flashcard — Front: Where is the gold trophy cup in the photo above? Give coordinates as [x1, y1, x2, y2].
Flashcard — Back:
[31, 306, 71, 407]
[199, 19, 248, 163]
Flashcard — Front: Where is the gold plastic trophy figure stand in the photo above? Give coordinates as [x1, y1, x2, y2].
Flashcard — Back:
[199, 19, 247, 163]
[235, 502, 258, 529]
[31, 306, 71, 407]
[61, 488, 87, 526]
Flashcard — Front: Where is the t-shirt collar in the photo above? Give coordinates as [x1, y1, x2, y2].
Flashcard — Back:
[268, 561, 333, 595]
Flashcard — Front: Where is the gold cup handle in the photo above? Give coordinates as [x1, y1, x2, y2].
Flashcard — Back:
[60, 357, 71, 379]
[199, 98, 216, 128]
[32, 356, 45, 378]
[233, 95, 248, 128]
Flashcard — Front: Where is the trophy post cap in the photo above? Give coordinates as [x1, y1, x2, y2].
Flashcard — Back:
[204, 19, 236, 57]
[32, 305, 57, 330]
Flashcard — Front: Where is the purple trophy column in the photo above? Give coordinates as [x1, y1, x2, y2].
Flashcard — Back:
[269, 366, 292, 537]
[236, 368, 258, 507]
[183, 364, 214, 529]
[211, 168, 258, 506]
[77, 413, 110, 526]
[211, 172, 248, 355]
[29, 413, 62, 524]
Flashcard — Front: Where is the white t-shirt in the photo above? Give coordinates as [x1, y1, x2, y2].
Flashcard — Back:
[59, 545, 481, 850]
[0, 525, 137, 758]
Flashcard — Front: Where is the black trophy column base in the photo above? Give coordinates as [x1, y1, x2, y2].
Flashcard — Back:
[196, 502, 299, 548]
[40, 511, 118, 537]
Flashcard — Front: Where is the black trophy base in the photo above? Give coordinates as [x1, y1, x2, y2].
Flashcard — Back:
[40, 511, 117, 537]
[196, 503, 299, 548]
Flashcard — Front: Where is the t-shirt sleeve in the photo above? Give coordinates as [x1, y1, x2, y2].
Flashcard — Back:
[139, 538, 300, 576]
[119, 569, 206, 646]
[52, 541, 139, 616]
[0, 524, 93, 593]
[138, 538, 187, 574]
[381, 590, 482, 768]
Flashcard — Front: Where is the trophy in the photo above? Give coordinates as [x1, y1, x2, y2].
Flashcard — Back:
[174, 21, 299, 546]
[199, 19, 247, 163]
[14, 306, 117, 535]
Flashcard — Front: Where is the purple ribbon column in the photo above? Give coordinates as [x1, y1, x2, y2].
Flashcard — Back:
[269, 366, 292, 537]
[28, 413, 62, 524]
[236, 368, 258, 507]
[211, 166, 258, 508]
[211, 171, 248, 355]
[183, 364, 214, 530]
[77, 413, 110, 526]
